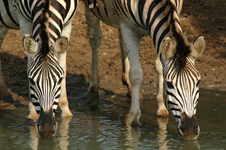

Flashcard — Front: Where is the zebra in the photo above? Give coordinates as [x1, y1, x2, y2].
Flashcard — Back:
[83, 0, 206, 140]
[0, 0, 77, 137]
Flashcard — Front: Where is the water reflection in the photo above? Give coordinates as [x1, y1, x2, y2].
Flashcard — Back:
[124, 114, 141, 149]
[157, 117, 168, 150]
[182, 140, 200, 150]
[1, 90, 226, 149]
[124, 113, 170, 150]
[28, 117, 72, 150]
[156, 117, 200, 150]
[29, 125, 38, 150]
[59, 117, 71, 150]
[38, 138, 58, 150]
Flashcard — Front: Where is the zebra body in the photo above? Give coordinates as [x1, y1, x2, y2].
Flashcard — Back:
[0, 0, 77, 137]
[0, 1, 19, 29]
[84, 0, 205, 140]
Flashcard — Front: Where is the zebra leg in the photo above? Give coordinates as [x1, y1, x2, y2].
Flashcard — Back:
[157, 117, 168, 149]
[85, 6, 102, 94]
[16, 15, 39, 120]
[26, 45, 39, 120]
[155, 57, 169, 116]
[59, 51, 73, 117]
[27, 102, 38, 120]
[118, 29, 143, 99]
[118, 29, 132, 98]
[120, 23, 142, 126]
[58, 22, 73, 117]
[0, 27, 11, 99]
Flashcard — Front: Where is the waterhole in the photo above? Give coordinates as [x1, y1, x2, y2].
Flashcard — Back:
[0, 89, 225, 149]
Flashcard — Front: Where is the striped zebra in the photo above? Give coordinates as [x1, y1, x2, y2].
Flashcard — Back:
[0, 0, 77, 137]
[83, 0, 206, 140]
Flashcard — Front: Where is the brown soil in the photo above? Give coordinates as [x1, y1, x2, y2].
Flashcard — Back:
[0, 0, 225, 109]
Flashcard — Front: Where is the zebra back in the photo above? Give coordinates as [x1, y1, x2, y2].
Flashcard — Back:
[40, 0, 51, 59]
[14, 0, 77, 45]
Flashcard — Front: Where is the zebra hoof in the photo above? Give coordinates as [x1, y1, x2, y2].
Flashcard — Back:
[61, 110, 73, 117]
[87, 86, 99, 94]
[128, 111, 141, 126]
[130, 120, 141, 126]
[27, 113, 39, 120]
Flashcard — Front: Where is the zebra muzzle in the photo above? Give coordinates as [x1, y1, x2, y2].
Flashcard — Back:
[179, 113, 200, 140]
[36, 108, 58, 138]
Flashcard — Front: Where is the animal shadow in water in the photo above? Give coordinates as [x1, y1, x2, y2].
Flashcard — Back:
[66, 73, 117, 109]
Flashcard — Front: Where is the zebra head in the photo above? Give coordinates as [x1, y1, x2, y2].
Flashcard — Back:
[24, 35, 68, 137]
[161, 35, 206, 140]
[22, 0, 69, 137]
[23, 35, 68, 137]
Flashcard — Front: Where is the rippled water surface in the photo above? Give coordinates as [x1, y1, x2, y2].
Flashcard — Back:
[0, 89, 226, 150]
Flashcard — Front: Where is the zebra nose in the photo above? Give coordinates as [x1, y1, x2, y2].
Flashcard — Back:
[37, 108, 58, 137]
[37, 122, 57, 138]
[179, 113, 200, 140]
[179, 124, 199, 140]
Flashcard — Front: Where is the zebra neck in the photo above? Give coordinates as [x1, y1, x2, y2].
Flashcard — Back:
[31, 0, 76, 45]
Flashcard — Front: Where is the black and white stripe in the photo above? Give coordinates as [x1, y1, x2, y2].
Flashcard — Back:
[13, 0, 77, 44]
[28, 52, 64, 115]
[84, 0, 183, 52]
[165, 57, 200, 122]
[0, 1, 19, 29]
[112, 0, 184, 52]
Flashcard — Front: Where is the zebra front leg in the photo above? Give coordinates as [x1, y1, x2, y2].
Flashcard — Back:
[59, 51, 73, 117]
[85, 6, 102, 94]
[118, 29, 131, 98]
[24, 38, 38, 120]
[0, 27, 11, 99]
[155, 57, 169, 116]
[27, 102, 38, 120]
[120, 24, 142, 126]
[18, 17, 38, 120]
[58, 22, 73, 117]
[118, 29, 143, 99]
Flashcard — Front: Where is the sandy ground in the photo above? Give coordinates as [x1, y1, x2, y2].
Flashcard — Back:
[0, 0, 225, 109]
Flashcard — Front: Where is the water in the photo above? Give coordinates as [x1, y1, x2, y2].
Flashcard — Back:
[0, 89, 226, 150]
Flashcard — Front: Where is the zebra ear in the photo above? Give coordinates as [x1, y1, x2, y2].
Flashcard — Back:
[53, 37, 68, 56]
[190, 36, 206, 59]
[23, 34, 39, 57]
[161, 37, 175, 60]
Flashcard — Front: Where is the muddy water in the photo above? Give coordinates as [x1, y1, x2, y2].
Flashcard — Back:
[0, 89, 226, 150]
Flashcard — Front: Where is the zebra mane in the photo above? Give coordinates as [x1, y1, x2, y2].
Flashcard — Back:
[169, 0, 190, 66]
[40, 0, 52, 61]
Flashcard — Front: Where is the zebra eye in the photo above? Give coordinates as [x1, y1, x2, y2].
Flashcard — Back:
[58, 77, 63, 85]
[29, 78, 35, 85]
[166, 81, 174, 89]
[196, 80, 201, 87]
